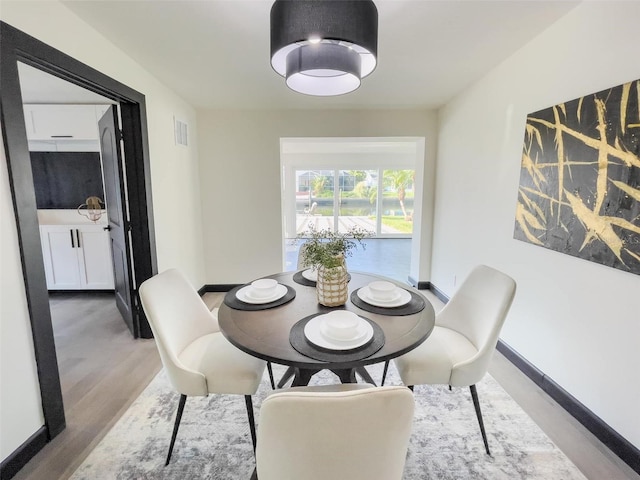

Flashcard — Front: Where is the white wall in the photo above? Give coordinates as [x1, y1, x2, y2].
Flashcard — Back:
[0, 1, 206, 461]
[431, 2, 640, 448]
[196, 109, 437, 284]
[0, 138, 45, 460]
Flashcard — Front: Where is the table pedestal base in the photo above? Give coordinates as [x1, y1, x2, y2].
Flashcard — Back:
[278, 365, 377, 387]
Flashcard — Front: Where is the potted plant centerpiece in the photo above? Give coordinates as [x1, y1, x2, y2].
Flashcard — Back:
[298, 226, 371, 307]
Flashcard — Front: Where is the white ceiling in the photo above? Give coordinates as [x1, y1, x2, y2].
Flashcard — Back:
[33, 1, 579, 110]
[18, 63, 115, 104]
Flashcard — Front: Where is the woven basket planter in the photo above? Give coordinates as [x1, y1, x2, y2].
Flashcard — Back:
[316, 263, 348, 307]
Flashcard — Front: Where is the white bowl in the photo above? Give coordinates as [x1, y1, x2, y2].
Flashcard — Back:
[367, 281, 397, 301]
[322, 311, 360, 340]
[250, 279, 278, 298]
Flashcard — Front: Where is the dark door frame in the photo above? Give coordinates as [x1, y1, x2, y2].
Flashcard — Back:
[0, 21, 157, 461]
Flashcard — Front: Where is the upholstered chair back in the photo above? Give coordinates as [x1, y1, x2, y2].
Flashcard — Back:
[255, 385, 415, 480]
[439, 265, 516, 387]
[297, 242, 310, 269]
[139, 268, 217, 396]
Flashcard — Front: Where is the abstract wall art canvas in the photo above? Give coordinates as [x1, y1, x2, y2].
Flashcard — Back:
[514, 79, 640, 275]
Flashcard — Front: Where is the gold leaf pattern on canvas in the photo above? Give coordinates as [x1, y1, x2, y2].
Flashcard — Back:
[514, 79, 640, 275]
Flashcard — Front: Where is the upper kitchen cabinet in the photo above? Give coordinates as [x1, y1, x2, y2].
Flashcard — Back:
[23, 104, 109, 141]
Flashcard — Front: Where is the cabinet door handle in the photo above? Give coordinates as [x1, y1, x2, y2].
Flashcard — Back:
[76, 229, 81, 248]
[70, 229, 75, 248]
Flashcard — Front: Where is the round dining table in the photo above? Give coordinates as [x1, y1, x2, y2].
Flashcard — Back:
[218, 271, 435, 387]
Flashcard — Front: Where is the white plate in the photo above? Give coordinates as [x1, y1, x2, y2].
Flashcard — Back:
[236, 284, 287, 304]
[357, 286, 412, 308]
[320, 322, 369, 343]
[301, 269, 317, 281]
[304, 315, 374, 350]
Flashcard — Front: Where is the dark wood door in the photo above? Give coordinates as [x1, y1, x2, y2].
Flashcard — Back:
[99, 106, 136, 336]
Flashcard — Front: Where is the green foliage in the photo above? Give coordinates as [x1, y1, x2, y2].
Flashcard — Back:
[312, 176, 327, 196]
[352, 181, 369, 198]
[380, 216, 413, 233]
[383, 170, 414, 219]
[297, 225, 372, 269]
[353, 180, 377, 204]
[347, 170, 367, 183]
[383, 170, 413, 200]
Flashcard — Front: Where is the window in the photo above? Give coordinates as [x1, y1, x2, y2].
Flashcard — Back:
[294, 168, 414, 236]
[280, 137, 425, 275]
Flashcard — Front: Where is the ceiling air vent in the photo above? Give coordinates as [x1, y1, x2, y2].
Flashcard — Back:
[174, 117, 188, 146]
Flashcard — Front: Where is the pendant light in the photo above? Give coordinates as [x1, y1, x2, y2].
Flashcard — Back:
[270, 0, 378, 96]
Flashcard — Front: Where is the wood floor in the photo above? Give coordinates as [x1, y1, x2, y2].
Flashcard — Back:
[11, 291, 638, 480]
[12, 292, 161, 480]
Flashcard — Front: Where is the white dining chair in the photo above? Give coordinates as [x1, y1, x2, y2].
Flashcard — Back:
[252, 384, 415, 480]
[139, 268, 267, 465]
[387, 265, 516, 455]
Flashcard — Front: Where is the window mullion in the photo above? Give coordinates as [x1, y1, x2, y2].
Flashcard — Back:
[334, 169, 339, 232]
[377, 168, 383, 236]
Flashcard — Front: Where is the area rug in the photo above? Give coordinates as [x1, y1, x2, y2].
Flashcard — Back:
[70, 363, 586, 479]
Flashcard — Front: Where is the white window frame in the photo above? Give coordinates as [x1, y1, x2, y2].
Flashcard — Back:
[280, 137, 425, 265]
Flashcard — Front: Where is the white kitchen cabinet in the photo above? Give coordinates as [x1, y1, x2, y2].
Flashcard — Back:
[40, 224, 115, 290]
[23, 104, 102, 141]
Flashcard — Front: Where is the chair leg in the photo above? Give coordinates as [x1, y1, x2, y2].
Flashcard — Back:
[166, 394, 187, 466]
[355, 366, 376, 385]
[277, 366, 295, 388]
[245, 395, 257, 452]
[470, 385, 491, 455]
[381, 360, 390, 386]
[267, 362, 275, 390]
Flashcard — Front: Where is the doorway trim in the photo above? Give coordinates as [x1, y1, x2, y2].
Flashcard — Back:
[0, 21, 157, 470]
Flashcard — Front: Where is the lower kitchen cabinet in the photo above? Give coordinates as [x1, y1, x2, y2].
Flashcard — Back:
[40, 224, 115, 290]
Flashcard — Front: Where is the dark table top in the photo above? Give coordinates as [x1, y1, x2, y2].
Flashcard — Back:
[218, 271, 435, 371]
